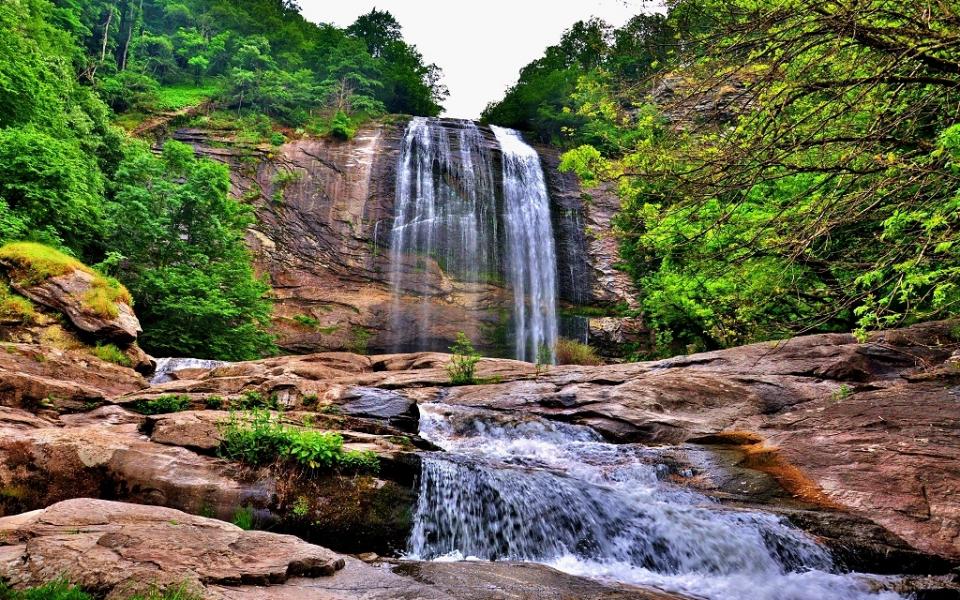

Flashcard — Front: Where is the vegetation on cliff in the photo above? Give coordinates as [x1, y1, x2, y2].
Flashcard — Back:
[0, 0, 440, 360]
[484, 1, 960, 354]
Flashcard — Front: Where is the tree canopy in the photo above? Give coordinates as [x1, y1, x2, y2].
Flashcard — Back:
[0, 0, 447, 359]
[485, 0, 960, 355]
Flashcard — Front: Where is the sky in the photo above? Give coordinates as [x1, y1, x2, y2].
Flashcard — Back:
[298, 0, 659, 119]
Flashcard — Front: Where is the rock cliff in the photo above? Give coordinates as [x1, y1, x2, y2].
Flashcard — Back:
[173, 118, 644, 357]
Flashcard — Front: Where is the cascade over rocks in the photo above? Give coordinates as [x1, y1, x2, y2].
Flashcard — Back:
[0, 321, 958, 597]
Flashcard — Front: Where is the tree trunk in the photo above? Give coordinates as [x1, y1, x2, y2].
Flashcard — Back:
[90, 8, 114, 82]
[119, 0, 143, 71]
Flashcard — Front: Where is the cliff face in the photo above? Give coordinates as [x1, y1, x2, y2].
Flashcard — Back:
[175, 118, 644, 356]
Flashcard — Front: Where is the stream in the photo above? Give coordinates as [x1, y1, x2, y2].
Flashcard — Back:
[407, 403, 903, 600]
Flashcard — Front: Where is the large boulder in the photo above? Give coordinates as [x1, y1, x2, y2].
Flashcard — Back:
[0, 242, 141, 344]
[0, 498, 345, 599]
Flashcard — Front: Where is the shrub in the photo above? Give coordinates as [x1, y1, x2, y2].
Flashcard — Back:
[204, 395, 225, 410]
[217, 410, 379, 474]
[446, 332, 480, 385]
[328, 110, 356, 140]
[282, 428, 344, 469]
[218, 410, 288, 465]
[92, 343, 133, 367]
[130, 395, 191, 415]
[234, 390, 279, 410]
[555, 338, 602, 366]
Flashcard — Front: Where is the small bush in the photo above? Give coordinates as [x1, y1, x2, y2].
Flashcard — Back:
[555, 338, 602, 366]
[328, 110, 356, 140]
[130, 394, 191, 415]
[217, 410, 379, 474]
[282, 428, 344, 469]
[92, 343, 132, 367]
[204, 395, 225, 410]
[446, 332, 480, 385]
[831, 384, 853, 402]
[234, 390, 279, 410]
[291, 495, 310, 517]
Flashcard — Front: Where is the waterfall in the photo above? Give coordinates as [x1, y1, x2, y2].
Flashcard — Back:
[492, 125, 559, 362]
[150, 357, 228, 384]
[407, 404, 904, 600]
[388, 118, 558, 361]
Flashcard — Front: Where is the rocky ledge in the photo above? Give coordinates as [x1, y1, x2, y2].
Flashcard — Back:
[0, 321, 959, 597]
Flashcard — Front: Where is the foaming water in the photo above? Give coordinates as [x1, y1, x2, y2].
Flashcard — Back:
[150, 357, 228, 384]
[408, 404, 903, 600]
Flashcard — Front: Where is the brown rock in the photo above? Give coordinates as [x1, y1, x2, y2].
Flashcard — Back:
[9, 269, 141, 344]
[0, 498, 344, 599]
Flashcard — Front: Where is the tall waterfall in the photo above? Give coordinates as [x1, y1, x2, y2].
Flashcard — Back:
[492, 125, 558, 362]
[388, 117, 557, 361]
[408, 404, 904, 600]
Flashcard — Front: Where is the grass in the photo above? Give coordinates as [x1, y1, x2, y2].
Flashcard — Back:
[218, 409, 379, 474]
[92, 343, 132, 367]
[151, 82, 220, 112]
[129, 395, 191, 415]
[231, 505, 255, 530]
[0, 580, 200, 600]
[0, 243, 132, 317]
[555, 338, 602, 366]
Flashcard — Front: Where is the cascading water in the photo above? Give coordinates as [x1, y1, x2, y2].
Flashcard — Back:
[388, 117, 558, 361]
[492, 125, 558, 362]
[150, 357, 228, 384]
[407, 404, 903, 600]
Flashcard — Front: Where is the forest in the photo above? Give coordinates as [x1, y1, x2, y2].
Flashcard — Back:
[0, 0, 444, 359]
[484, 0, 960, 354]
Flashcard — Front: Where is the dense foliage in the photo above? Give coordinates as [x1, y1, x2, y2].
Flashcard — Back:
[485, 1, 960, 354]
[66, 0, 446, 125]
[0, 0, 442, 359]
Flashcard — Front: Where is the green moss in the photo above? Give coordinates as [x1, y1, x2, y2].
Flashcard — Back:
[347, 326, 371, 354]
[91, 343, 132, 367]
[0, 579, 91, 600]
[292, 314, 320, 328]
[0, 283, 35, 324]
[0, 243, 132, 317]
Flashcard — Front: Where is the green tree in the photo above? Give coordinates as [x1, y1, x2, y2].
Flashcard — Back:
[106, 141, 275, 360]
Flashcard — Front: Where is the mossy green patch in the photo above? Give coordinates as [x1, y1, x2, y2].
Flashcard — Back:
[0, 243, 132, 317]
[91, 343, 132, 367]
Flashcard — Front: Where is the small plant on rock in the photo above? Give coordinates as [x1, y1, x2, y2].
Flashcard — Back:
[446, 332, 480, 385]
[831, 384, 853, 402]
[555, 338, 602, 366]
[130, 395, 191, 415]
[231, 505, 255, 530]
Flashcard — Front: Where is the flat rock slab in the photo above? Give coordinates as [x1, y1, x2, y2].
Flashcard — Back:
[209, 558, 686, 600]
[0, 499, 344, 599]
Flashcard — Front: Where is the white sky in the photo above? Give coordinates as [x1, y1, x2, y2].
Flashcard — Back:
[298, 0, 659, 119]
